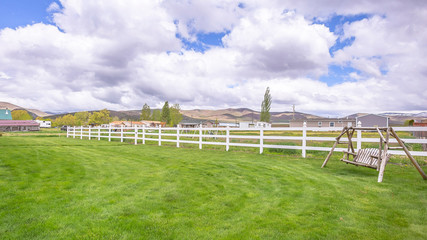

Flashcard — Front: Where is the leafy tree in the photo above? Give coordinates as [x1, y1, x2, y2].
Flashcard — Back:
[36, 117, 52, 121]
[140, 103, 151, 120]
[74, 111, 91, 126]
[151, 109, 161, 121]
[89, 109, 112, 125]
[260, 87, 272, 122]
[11, 110, 33, 120]
[404, 119, 414, 126]
[169, 104, 183, 126]
[53, 114, 76, 127]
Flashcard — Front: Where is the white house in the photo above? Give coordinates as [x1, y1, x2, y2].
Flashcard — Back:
[35, 120, 51, 128]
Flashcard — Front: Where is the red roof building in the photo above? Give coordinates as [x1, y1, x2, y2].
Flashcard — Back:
[0, 120, 40, 132]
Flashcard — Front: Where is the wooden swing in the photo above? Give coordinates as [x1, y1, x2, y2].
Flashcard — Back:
[321, 126, 427, 182]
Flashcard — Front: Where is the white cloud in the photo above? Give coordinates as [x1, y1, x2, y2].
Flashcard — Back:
[0, 0, 426, 116]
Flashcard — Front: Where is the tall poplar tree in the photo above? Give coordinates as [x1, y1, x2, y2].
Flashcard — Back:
[140, 103, 151, 120]
[260, 87, 272, 122]
[161, 101, 170, 124]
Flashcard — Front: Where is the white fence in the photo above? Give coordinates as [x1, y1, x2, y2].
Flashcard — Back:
[67, 125, 427, 157]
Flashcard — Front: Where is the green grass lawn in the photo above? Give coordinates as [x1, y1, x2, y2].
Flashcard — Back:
[0, 135, 426, 239]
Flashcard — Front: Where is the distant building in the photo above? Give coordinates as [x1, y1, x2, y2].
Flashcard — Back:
[356, 114, 389, 127]
[35, 120, 51, 128]
[109, 120, 164, 128]
[239, 121, 271, 128]
[0, 120, 40, 132]
[290, 118, 356, 128]
[0, 109, 12, 120]
[179, 121, 215, 128]
[218, 122, 239, 128]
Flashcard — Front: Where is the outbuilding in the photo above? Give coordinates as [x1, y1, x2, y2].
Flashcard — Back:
[356, 114, 389, 127]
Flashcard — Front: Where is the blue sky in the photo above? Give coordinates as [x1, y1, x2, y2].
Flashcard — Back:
[0, 1, 425, 115]
[0, 0, 60, 29]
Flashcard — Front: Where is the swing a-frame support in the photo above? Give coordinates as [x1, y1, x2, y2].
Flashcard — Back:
[321, 126, 427, 183]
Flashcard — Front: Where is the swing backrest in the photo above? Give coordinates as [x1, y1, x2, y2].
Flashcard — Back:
[353, 148, 390, 167]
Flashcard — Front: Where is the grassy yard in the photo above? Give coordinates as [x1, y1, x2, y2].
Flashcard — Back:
[0, 135, 426, 239]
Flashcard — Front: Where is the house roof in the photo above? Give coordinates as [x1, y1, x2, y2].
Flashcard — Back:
[0, 109, 12, 120]
[0, 120, 39, 126]
[356, 114, 388, 119]
[291, 118, 356, 122]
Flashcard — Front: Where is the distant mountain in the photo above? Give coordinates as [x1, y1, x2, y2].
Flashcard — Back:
[0, 101, 50, 118]
[180, 108, 319, 122]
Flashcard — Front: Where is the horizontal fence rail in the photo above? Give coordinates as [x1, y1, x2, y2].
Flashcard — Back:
[67, 126, 427, 157]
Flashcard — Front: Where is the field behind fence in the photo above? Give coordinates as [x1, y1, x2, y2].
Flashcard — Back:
[67, 125, 427, 158]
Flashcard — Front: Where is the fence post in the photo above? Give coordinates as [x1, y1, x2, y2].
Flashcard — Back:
[357, 121, 362, 151]
[199, 125, 203, 149]
[159, 125, 162, 146]
[134, 125, 138, 145]
[120, 125, 124, 143]
[260, 129, 264, 154]
[98, 126, 101, 140]
[80, 126, 83, 140]
[177, 125, 180, 148]
[108, 125, 111, 142]
[142, 125, 145, 144]
[302, 122, 307, 158]
[67, 127, 69, 138]
[88, 126, 91, 140]
[73, 126, 76, 138]
[226, 126, 230, 151]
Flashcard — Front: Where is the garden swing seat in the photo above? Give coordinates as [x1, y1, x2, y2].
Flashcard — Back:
[341, 148, 390, 169]
[321, 126, 427, 182]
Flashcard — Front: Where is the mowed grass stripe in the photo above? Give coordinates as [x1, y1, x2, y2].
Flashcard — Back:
[0, 136, 426, 239]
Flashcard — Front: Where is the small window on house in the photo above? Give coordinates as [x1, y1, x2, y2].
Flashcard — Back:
[318, 122, 322, 127]
[330, 122, 335, 127]
[338, 120, 342, 123]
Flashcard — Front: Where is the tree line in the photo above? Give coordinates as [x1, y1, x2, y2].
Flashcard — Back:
[140, 101, 182, 127]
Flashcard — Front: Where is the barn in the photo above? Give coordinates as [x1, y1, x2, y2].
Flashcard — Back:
[0, 120, 40, 132]
[0, 109, 12, 120]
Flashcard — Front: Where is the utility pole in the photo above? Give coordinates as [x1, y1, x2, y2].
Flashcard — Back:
[292, 104, 295, 120]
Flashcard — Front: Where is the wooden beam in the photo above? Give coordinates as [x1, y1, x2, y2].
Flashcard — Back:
[322, 127, 348, 168]
[377, 128, 390, 182]
[390, 128, 427, 180]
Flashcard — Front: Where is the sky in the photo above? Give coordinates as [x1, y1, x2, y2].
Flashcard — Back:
[0, 0, 427, 117]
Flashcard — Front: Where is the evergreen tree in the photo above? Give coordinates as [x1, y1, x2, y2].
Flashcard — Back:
[161, 101, 171, 124]
[140, 103, 151, 120]
[260, 87, 272, 122]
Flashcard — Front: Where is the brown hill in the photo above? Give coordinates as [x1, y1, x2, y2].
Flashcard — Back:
[0, 101, 50, 118]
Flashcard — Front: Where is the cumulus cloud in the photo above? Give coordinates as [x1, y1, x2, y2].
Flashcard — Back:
[0, 0, 426, 115]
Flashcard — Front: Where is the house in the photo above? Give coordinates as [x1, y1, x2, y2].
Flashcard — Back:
[35, 120, 51, 128]
[356, 114, 389, 127]
[290, 118, 356, 128]
[0, 120, 40, 132]
[0, 109, 12, 120]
